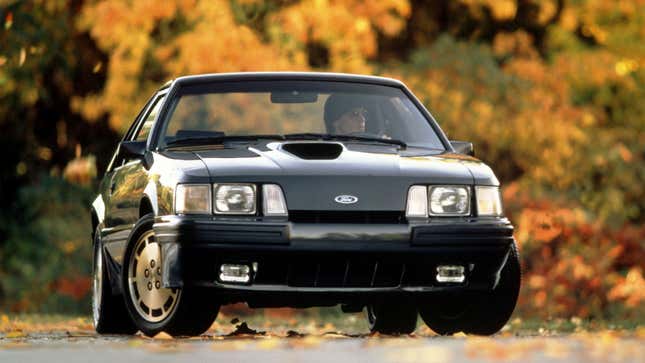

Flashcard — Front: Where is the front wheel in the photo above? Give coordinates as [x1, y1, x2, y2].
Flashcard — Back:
[419, 242, 521, 336]
[121, 214, 219, 337]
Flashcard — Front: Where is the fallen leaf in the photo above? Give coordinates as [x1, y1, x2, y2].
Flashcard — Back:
[5, 330, 25, 338]
[286, 330, 304, 338]
[153, 332, 173, 340]
[228, 322, 265, 336]
[322, 332, 349, 339]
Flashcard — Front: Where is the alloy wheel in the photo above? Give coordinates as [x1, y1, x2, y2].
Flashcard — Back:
[127, 231, 180, 323]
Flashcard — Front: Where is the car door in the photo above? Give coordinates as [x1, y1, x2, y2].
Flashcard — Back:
[103, 92, 166, 266]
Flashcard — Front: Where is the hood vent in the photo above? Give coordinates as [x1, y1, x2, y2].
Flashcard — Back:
[281, 142, 343, 160]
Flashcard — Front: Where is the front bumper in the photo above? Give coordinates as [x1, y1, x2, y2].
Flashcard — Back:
[153, 215, 514, 302]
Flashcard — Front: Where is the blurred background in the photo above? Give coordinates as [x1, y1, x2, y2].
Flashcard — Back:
[0, 0, 642, 323]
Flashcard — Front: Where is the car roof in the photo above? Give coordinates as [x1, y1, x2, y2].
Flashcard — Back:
[161, 72, 405, 90]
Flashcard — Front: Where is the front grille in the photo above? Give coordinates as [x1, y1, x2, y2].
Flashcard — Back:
[253, 256, 436, 288]
[289, 211, 406, 224]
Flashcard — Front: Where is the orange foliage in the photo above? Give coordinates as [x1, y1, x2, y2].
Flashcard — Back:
[505, 184, 645, 319]
[54, 276, 92, 301]
[608, 268, 645, 308]
[271, 0, 410, 66]
[75, 0, 411, 131]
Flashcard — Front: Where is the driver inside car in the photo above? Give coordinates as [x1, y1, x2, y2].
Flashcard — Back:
[323, 94, 369, 134]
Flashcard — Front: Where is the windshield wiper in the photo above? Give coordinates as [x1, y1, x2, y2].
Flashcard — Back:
[165, 134, 285, 148]
[284, 133, 407, 148]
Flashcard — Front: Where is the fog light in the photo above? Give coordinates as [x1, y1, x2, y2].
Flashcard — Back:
[219, 264, 251, 284]
[436, 265, 465, 283]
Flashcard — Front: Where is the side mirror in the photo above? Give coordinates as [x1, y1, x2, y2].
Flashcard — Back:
[120, 140, 153, 169]
[120, 140, 146, 159]
[450, 140, 474, 156]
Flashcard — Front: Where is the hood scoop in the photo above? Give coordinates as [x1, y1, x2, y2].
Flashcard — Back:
[281, 142, 343, 160]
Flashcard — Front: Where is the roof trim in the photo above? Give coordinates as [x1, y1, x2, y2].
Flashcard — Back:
[170, 72, 405, 88]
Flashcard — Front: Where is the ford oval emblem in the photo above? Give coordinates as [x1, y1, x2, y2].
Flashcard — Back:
[334, 195, 358, 204]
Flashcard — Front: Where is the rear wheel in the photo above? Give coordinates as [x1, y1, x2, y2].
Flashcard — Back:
[92, 226, 138, 335]
[122, 214, 219, 337]
[419, 242, 521, 336]
[366, 300, 417, 335]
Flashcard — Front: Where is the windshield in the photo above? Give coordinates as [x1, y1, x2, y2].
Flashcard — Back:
[159, 81, 445, 149]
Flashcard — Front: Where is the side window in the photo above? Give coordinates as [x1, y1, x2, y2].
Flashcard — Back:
[134, 95, 166, 141]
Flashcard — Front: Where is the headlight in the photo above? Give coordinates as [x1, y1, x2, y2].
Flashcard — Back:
[214, 184, 256, 214]
[175, 184, 211, 214]
[406, 185, 428, 218]
[476, 186, 503, 216]
[428, 186, 470, 216]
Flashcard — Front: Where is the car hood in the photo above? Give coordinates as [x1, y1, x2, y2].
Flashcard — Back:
[160, 141, 498, 211]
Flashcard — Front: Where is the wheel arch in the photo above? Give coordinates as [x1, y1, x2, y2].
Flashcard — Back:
[91, 194, 106, 241]
[139, 196, 154, 218]
[141, 181, 159, 217]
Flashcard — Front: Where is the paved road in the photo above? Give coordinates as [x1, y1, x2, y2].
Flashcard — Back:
[1, 331, 642, 363]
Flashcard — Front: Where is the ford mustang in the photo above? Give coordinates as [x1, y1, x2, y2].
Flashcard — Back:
[90, 72, 520, 337]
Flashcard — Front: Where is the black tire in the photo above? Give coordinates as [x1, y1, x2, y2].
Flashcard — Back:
[417, 291, 471, 335]
[121, 213, 219, 337]
[92, 226, 138, 335]
[462, 242, 521, 335]
[419, 242, 522, 336]
[366, 299, 418, 335]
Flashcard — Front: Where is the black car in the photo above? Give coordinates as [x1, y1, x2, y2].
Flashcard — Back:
[90, 72, 520, 337]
